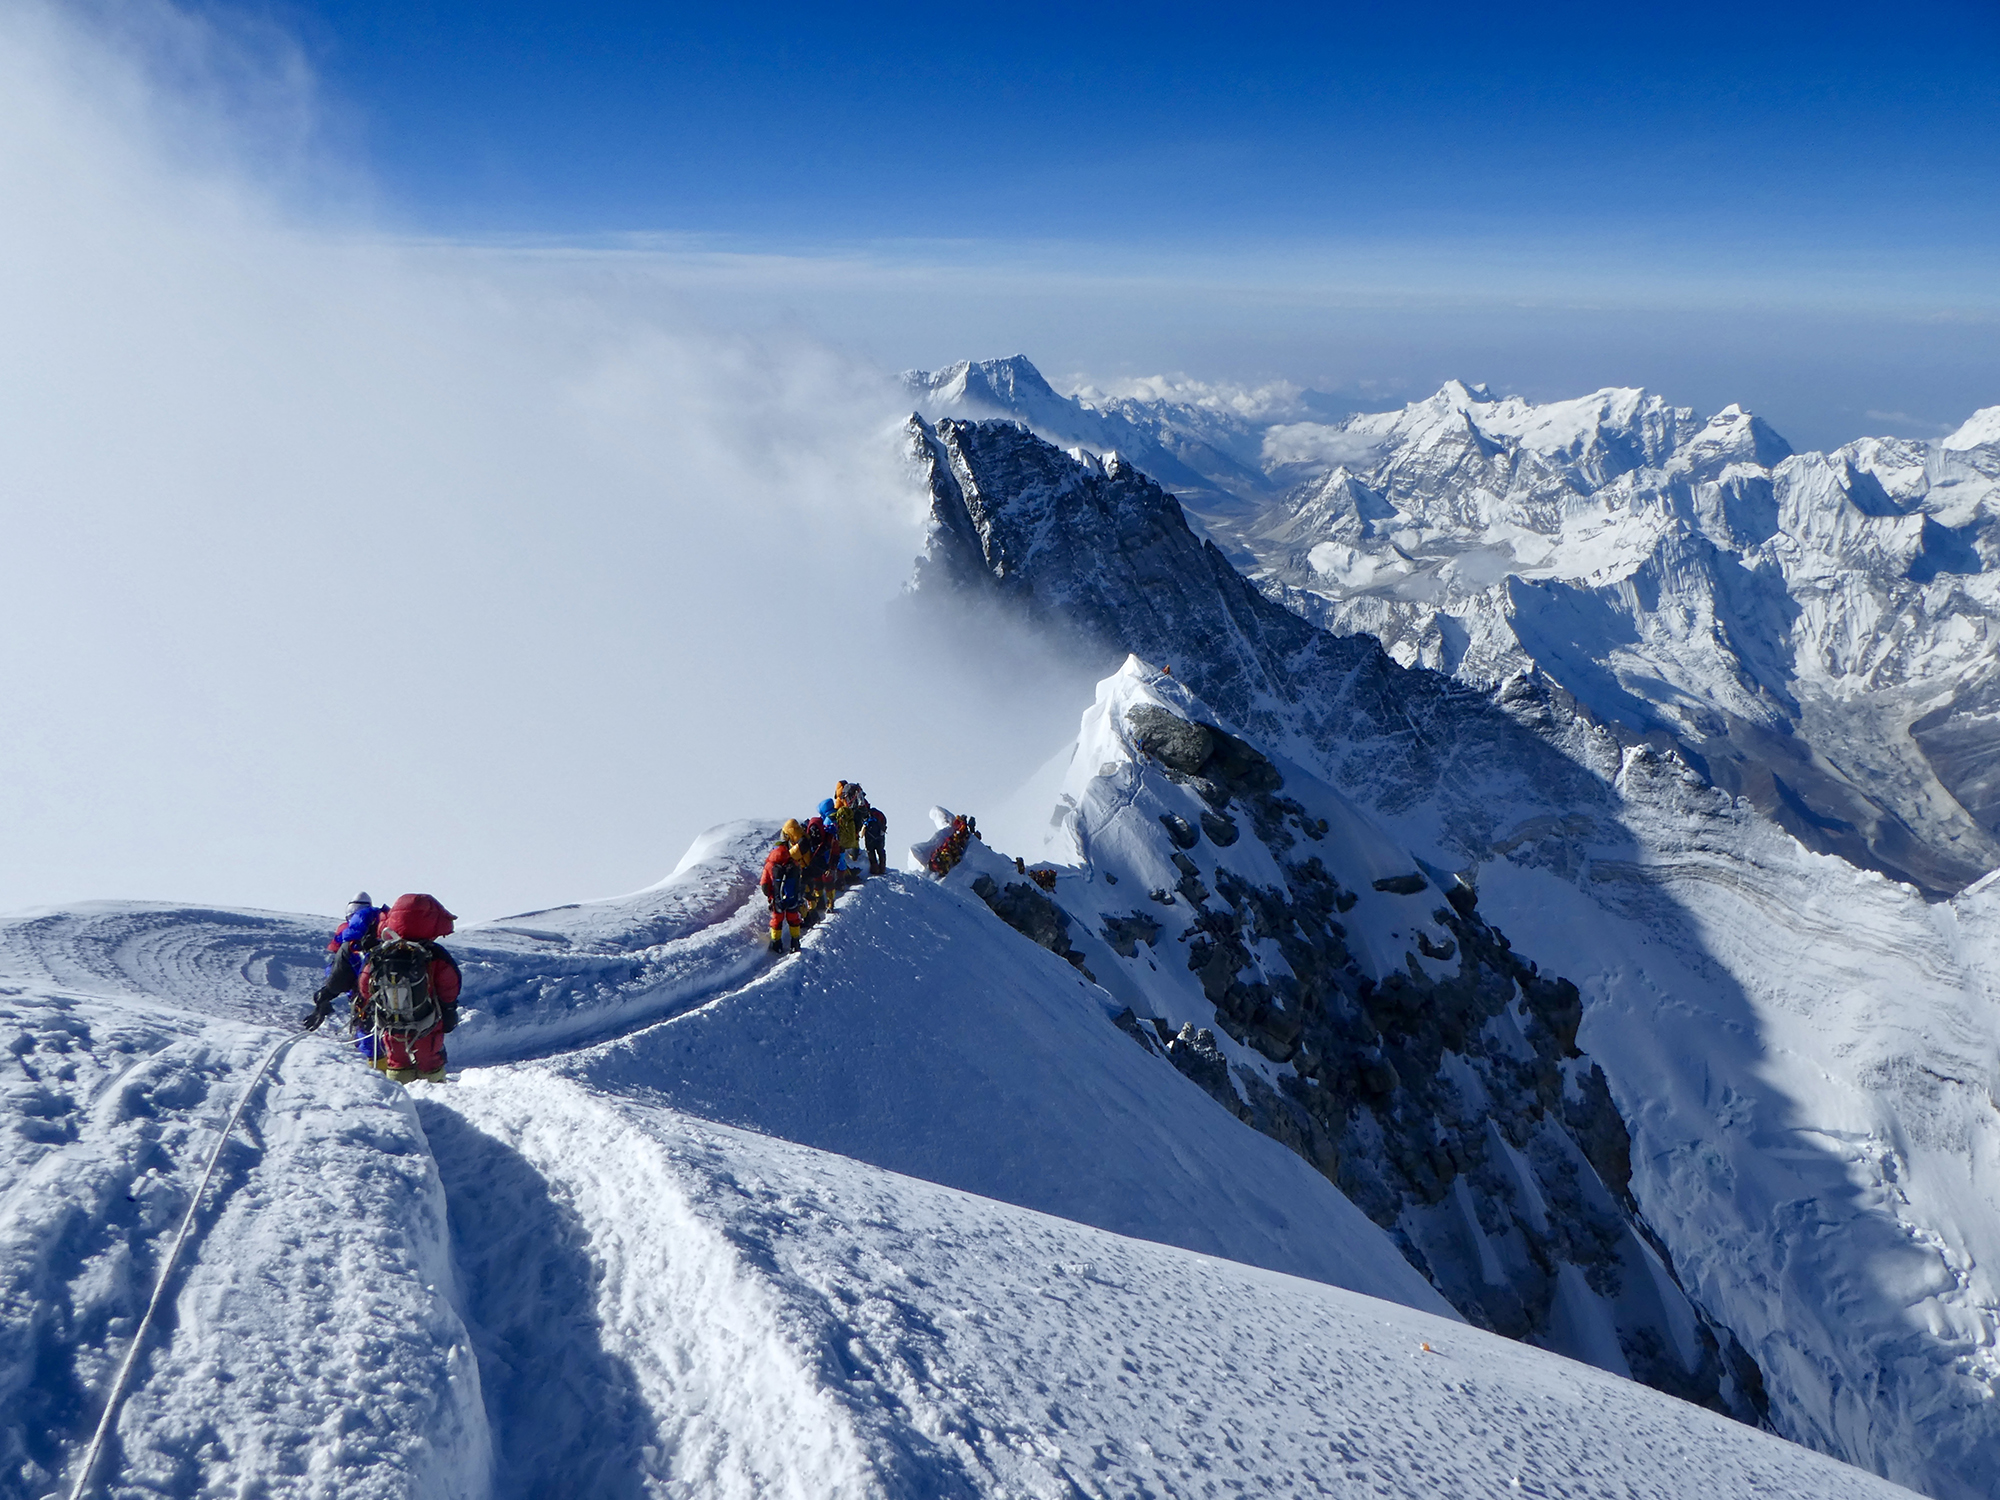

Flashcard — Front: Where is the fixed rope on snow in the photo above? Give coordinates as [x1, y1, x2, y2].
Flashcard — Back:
[65, 1030, 305, 1500]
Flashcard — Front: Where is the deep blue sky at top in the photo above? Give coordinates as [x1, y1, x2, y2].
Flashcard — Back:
[210, 0, 2000, 441]
[256, 0, 1998, 250]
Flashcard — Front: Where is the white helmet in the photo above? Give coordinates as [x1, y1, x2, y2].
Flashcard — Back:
[347, 891, 373, 910]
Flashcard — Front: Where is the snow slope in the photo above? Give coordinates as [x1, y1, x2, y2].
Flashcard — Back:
[554, 865, 1444, 1306]
[908, 408, 2000, 1498]
[0, 992, 488, 1500]
[1471, 766, 2000, 1500]
[428, 1070, 1918, 1500]
[0, 820, 1929, 1498]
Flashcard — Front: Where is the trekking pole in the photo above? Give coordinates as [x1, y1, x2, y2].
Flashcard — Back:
[67, 1029, 304, 1500]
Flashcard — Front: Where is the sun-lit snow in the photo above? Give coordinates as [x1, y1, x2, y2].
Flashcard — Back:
[0, 798, 1930, 1497]
[1944, 407, 2000, 452]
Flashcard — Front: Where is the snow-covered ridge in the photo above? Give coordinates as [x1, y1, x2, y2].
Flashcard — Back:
[970, 656, 1764, 1413]
[909, 413, 2000, 1499]
[926, 356, 2000, 897]
[2, 810, 1924, 1497]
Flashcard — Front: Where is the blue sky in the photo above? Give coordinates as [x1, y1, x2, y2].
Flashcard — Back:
[226, 0, 2000, 447]
[277, 0, 1997, 248]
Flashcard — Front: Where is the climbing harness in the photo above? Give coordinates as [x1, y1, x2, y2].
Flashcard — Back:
[66, 1030, 305, 1500]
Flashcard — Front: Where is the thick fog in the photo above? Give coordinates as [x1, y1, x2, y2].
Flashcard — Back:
[0, 3, 1099, 920]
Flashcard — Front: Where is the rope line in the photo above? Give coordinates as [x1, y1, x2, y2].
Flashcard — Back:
[66, 1030, 304, 1500]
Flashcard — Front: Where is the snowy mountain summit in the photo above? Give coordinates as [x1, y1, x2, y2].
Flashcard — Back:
[918, 359, 2000, 896]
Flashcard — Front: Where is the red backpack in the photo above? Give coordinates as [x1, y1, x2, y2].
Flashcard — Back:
[381, 893, 455, 942]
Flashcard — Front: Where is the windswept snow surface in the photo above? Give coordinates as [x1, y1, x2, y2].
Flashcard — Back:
[0, 994, 488, 1500]
[553, 870, 1445, 1307]
[0, 820, 1927, 1498]
[426, 1071, 1917, 1500]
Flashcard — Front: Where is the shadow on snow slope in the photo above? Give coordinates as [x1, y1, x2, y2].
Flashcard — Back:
[548, 868, 1448, 1312]
[418, 1101, 659, 1500]
[429, 1069, 1920, 1500]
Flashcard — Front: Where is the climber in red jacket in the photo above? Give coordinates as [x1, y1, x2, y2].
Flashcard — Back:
[355, 893, 463, 1084]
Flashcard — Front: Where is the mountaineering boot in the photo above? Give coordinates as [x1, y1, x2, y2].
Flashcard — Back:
[769, 934, 783, 953]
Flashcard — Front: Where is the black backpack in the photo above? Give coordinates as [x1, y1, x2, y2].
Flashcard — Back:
[370, 939, 438, 1033]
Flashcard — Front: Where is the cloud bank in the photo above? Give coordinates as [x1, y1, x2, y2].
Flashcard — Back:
[0, 1, 1097, 920]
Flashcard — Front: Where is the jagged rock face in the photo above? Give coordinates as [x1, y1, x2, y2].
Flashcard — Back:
[910, 412, 1627, 872]
[920, 359, 2000, 897]
[966, 662, 1764, 1418]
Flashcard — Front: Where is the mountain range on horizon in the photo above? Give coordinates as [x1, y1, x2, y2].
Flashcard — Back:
[909, 356, 2000, 899]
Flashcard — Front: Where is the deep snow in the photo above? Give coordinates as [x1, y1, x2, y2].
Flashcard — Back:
[0, 811, 1929, 1497]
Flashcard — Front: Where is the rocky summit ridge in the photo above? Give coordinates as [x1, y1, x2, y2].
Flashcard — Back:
[915, 357, 2000, 897]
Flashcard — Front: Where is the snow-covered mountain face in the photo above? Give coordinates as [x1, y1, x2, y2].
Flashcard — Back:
[958, 658, 1762, 1415]
[1256, 387, 2000, 898]
[910, 411, 2000, 1500]
[923, 358, 2000, 898]
[2, 829, 1918, 1500]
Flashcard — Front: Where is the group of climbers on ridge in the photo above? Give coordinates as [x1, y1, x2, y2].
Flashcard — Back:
[927, 812, 978, 877]
[303, 891, 462, 1083]
[301, 785, 893, 1071]
[761, 780, 887, 952]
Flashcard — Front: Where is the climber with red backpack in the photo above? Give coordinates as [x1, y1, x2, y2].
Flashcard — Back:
[353, 893, 462, 1084]
[763, 821, 809, 952]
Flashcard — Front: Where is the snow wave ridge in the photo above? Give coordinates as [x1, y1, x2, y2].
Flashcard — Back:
[428, 1075, 1919, 1500]
[0, 991, 489, 1500]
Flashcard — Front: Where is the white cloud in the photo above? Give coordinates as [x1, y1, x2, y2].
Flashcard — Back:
[0, 1, 1094, 921]
[1260, 422, 1389, 469]
[1067, 373, 1311, 422]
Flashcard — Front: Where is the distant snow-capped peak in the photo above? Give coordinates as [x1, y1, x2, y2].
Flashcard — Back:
[1946, 404, 2000, 451]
